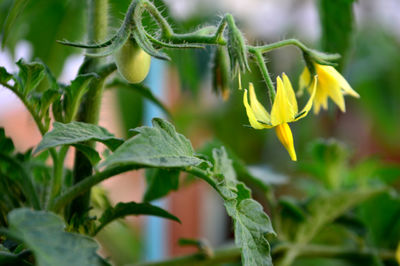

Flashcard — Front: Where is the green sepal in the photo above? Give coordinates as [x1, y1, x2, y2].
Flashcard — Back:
[226, 14, 249, 75]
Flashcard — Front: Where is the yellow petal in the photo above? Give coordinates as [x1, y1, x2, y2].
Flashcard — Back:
[294, 76, 317, 121]
[282, 73, 298, 114]
[298, 67, 311, 97]
[318, 64, 360, 98]
[271, 77, 295, 125]
[275, 123, 297, 161]
[326, 82, 346, 112]
[312, 79, 329, 114]
[249, 83, 271, 123]
[396, 241, 400, 265]
[243, 89, 265, 129]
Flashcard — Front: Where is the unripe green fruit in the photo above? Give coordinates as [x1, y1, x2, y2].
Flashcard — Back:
[115, 39, 151, 83]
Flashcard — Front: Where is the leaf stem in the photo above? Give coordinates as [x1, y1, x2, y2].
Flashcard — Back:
[49, 165, 137, 212]
[49, 164, 215, 213]
[184, 166, 218, 192]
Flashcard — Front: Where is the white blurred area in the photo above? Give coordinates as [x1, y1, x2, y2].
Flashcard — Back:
[0, 41, 32, 115]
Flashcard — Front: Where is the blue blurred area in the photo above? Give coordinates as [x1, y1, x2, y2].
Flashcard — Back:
[143, 59, 168, 261]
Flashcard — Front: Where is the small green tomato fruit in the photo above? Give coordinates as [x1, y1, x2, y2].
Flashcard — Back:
[115, 39, 151, 83]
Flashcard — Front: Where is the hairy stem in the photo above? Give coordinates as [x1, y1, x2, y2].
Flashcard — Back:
[249, 49, 276, 104]
[249, 39, 308, 54]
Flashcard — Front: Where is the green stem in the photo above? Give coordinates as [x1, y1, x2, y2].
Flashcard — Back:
[141, 0, 173, 38]
[68, 0, 109, 220]
[141, 0, 226, 45]
[49, 165, 137, 212]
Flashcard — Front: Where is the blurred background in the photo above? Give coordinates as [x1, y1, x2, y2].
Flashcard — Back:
[1, 0, 400, 265]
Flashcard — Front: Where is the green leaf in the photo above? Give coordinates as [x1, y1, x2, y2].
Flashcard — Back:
[221, 182, 274, 266]
[35, 122, 123, 154]
[0, 249, 32, 266]
[1, 0, 30, 48]
[299, 139, 350, 189]
[98, 118, 203, 169]
[2, 60, 61, 132]
[95, 201, 180, 234]
[278, 188, 386, 265]
[0, 67, 12, 83]
[6, 208, 105, 266]
[302, 189, 385, 240]
[0, 128, 14, 155]
[212, 146, 237, 188]
[15, 59, 46, 96]
[143, 168, 180, 202]
[72, 144, 101, 166]
[63, 73, 98, 122]
[207, 147, 275, 266]
[358, 192, 400, 248]
[0, 130, 41, 211]
[107, 80, 172, 118]
[199, 140, 271, 191]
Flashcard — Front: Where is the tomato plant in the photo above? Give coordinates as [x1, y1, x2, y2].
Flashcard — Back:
[0, 0, 399, 266]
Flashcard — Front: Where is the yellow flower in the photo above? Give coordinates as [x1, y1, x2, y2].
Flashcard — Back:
[299, 63, 360, 114]
[243, 73, 317, 161]
[396, 241, 400, 265]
